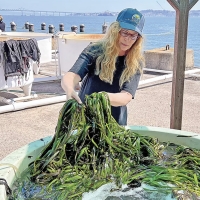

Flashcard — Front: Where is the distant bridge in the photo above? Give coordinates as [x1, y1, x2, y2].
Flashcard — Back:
[0, 8, 82, 15]
[0, 8, 111, 16]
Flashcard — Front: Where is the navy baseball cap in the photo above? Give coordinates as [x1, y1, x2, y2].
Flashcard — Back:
[116, 8, 145, 36]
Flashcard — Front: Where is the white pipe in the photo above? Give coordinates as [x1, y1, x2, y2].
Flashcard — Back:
[143, 68, 172, 74]
[0, 95, 67, 114]
[55, 35, 62, 77]
[139, 68, 200, 86]
[189, 73, 200, 78]
[34, 76, 62, 83]
[139, 73, 173, 85]
[52, 52, 60, 77]
[182, 68, 200, 74]
[0, 94, 37, 105]
[38, 72, 56, 76]
[11, 93, 38, 102]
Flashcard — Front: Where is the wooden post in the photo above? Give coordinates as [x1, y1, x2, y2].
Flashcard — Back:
[167, 0, 199, 130]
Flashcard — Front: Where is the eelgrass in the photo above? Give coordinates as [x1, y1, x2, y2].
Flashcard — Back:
[13, 92, 200, 199]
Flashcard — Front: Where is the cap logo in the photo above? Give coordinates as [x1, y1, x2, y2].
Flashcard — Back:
[132, 14, 140, 24]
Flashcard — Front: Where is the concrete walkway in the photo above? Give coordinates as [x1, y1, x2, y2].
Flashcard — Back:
[0, 69, 200, 160]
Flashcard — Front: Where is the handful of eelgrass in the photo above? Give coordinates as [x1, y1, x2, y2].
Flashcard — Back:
[27, 92, 200, 199]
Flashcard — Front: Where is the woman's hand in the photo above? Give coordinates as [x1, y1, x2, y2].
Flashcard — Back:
[61, 72, 82, 104]
[66, 86, 82, 104]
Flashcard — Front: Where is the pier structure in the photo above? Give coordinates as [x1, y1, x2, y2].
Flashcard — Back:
[0, 8, 117, 16]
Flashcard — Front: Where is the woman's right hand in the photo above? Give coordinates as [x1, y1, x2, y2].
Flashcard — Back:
[61, 72, 82, 104]
[66, 86, 82, 104]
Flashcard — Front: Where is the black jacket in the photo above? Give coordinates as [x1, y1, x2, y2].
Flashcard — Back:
[0, 21, 5, 32]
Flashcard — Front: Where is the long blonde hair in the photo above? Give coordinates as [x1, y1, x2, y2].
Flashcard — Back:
[90, 22, 144, 88]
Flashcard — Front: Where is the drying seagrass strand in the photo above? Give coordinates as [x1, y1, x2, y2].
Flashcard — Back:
[26, 92, 200, 199]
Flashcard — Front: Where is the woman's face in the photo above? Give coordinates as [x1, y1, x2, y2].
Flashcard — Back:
[118, 29, 139, 56]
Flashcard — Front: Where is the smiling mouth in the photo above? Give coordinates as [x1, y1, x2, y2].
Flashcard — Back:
[121, 43, 129, 47]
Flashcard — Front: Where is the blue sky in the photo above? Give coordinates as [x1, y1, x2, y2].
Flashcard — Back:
[1, 0, 200, 12]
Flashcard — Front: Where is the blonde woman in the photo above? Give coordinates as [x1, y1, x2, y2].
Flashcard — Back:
[61, 8, 145, 125]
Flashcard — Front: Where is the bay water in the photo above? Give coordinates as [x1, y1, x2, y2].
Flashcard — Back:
[2, 15, 200, 67]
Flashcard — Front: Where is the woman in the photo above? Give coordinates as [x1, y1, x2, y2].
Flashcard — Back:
[61, 8, 145, 125]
